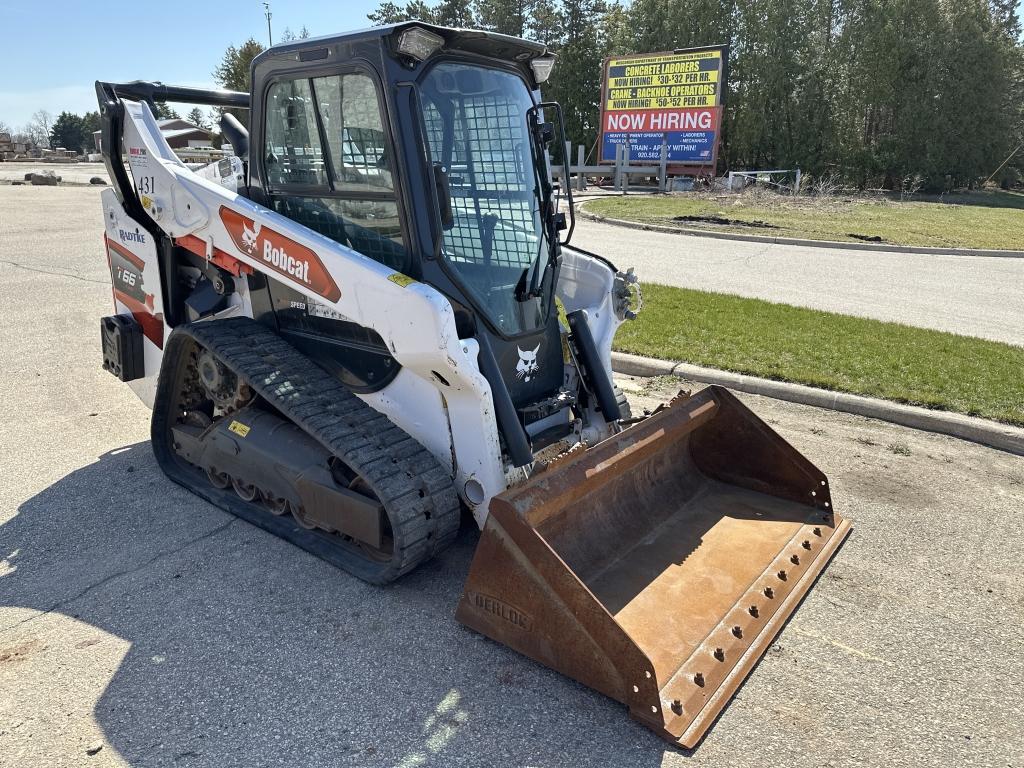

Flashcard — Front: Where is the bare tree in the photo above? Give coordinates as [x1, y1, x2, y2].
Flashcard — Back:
[0, 120, 10, 136]
[27, 110, 54, 149]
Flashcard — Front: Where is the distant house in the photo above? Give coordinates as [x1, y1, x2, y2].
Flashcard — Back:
[155, 118, 215, 149]
[92, 118, 215, 153]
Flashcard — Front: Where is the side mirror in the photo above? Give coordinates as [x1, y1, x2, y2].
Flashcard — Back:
[433, 162, 454, 231]
[535, 121, 555, 147]
[527, 103, 576, 246]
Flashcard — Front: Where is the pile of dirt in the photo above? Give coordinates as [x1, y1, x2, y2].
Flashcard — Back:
[672, 214, 780, 229]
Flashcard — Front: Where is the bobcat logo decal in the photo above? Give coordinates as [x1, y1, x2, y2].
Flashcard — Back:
[219, 206, 341, 302]
[516, 343, 541, 382]
[241, 220, 262, 254]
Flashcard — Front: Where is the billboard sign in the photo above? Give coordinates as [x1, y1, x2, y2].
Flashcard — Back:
[599, 46, 727, 168]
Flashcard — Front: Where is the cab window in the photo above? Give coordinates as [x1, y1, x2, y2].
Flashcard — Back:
[263, 72, 409, 273]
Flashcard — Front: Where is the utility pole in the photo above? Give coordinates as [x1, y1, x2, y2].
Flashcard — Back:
[263, 2, 273, 47]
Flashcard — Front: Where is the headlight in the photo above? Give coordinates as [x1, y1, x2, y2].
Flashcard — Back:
[530, 56, 556, 84]
[396, 27, 445, 61]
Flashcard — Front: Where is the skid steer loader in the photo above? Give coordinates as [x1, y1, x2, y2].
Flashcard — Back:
[94, 22, 850, 747]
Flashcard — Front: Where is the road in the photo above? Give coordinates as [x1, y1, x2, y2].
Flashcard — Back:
[571, 214, 1024, 347]
[1, 184, 1023, 767]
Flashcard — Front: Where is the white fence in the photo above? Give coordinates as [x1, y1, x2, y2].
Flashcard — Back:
[550, 141, 670, 192]
[550, 141, 804, 195]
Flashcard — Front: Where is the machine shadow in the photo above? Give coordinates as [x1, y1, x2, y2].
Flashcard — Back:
[0, 442, 674, 766]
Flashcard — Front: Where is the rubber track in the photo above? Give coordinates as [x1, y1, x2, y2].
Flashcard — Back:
[155, 317, 461, 584]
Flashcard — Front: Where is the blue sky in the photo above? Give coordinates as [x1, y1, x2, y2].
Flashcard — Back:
[2, 0, 1023, 129]
[0, 0, 383, 128]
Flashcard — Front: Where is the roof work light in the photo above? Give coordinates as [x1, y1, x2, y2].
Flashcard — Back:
[396, 27, 445, 61]
[530, 56, 556, 83]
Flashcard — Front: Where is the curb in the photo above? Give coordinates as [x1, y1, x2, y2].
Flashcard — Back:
[578, 207, 1024, 259]
[611, 351, 1024, 457]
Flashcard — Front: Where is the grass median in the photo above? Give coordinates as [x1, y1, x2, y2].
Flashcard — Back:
[585, 190, 1024, 250]
[613, 284, 1024, 426]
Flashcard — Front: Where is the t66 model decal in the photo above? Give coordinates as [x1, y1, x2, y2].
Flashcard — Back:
[104, 236, 164, 349]
[220, 206, 341, 302]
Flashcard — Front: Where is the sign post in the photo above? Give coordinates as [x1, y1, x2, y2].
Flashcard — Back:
[599, 45, 728, 177]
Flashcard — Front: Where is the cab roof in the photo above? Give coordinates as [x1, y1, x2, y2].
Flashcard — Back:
[254, 22, 549, 67]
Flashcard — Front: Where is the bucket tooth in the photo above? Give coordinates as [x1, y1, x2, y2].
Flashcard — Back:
[456, 385, 851, 748]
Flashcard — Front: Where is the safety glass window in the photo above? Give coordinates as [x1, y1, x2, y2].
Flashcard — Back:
[419, 62, 547, 336]
[312, 73, 394, 194]
[271, 195, 410, 274]
[264, 79, 327, 188]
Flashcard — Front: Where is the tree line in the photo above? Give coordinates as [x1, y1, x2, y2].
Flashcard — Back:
[367, 0, 1024, 190]
[1, 105, 213, 155]
[8, 7, 1018, 189]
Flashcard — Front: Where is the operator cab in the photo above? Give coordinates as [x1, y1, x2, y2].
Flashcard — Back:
[246, 23, 579, 457]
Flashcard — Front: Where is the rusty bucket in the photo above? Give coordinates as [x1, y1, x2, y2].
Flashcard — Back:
[456, 385, 851, 748]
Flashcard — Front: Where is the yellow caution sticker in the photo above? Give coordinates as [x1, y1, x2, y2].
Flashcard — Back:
[554, 297, 569, 328]
[387, 272, 417, 288]
[555, 298, 572, 363]
[228, 420, 250, 437]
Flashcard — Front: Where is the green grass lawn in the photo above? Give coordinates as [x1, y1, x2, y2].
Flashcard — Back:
[586, 190, 1024, 250]
[613, 283, 1024, 426]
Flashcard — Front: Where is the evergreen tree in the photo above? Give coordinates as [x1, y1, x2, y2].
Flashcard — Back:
[186, 108, 210, 129]
[152, 102, 180, 120]
[212, 38, 266, 127]
[543, 0, 609, 152]
[213, 38, 266, 92]
[368, 1, 436, 23]
[368, 0, 477, 26]
[49, 111, 87, 153]
[434, 0, 476, 26]
[477, 0, 535, 36]
[362, 0, 1024, 188]
[528, 0, 561, 43]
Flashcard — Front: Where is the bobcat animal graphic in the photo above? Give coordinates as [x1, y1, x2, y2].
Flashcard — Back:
[516, 343, 541, 382]
[241, 220, 262, 254]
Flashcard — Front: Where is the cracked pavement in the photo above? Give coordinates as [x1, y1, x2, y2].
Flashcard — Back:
[1, 184, 1023, 767]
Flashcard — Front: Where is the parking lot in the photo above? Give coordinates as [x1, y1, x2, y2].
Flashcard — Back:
[1, 184, 1022, 767]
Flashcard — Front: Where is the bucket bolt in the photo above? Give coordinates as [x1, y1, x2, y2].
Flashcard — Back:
[802, 540, 812, 549]
[813, 527, 822, 536]
[764, 586, 775, 598]
[671, 699, 684, 715]
[790, 554, 800, 565]
[731, 626, 743, 639]
[777, 570, 788, 581]
[714, 647, 725, 661]
[694, 672, 705, 687]
[748, 605, 759, 618]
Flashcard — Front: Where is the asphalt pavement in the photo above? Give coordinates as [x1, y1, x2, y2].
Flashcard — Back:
[1, 185, 1023, 767]
[571, 211, 1024, 347]
[0, 161, 110, 185]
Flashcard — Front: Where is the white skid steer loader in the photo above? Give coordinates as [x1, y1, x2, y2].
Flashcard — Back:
[94, 23, 850, 747]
